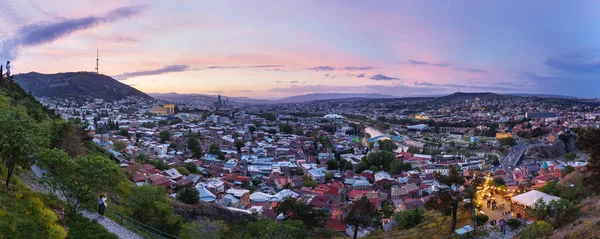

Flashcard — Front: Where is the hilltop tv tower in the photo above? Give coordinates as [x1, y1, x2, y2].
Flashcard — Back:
[95, 49, 99, 74]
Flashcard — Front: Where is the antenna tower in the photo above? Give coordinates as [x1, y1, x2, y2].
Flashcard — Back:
[95, 49, 99, 74]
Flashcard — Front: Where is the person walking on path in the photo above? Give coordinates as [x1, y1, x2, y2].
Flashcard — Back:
[98, 193, 107, 220]
[487, 197, 491, 208]
[499, 218, 506, 235]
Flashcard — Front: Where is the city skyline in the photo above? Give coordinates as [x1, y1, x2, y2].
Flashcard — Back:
[1, 0, 600, 98]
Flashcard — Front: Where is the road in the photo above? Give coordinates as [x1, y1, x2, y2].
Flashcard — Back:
[499, 144, 528, 169]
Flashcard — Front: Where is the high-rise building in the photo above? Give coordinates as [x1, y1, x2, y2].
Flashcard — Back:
[218, 95, 222, 106]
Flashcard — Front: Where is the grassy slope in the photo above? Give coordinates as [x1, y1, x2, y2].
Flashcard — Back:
[365, 209, 473, 239]
[0, 168, 119, 239]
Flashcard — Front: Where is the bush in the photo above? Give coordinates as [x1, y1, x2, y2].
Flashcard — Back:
[518, 221, 553, 239]
[506, 218, 521, 230]
[475, 214, 488, 226]
[394, 207, 425, 229]
[176, 167, 190, 176]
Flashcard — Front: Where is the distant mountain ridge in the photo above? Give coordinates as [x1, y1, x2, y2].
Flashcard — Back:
[14, 72, 152, 101]
[277, 93, 396, 102]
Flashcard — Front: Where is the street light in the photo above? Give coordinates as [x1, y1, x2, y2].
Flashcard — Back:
[277, 213, 285, 239]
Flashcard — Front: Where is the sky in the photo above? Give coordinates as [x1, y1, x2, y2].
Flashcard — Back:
[1, 0, 600, 99]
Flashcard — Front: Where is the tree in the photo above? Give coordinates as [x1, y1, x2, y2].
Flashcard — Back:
[498, 137, 517, 146]
[0, 107, 47, 187]
[389, 159, 412, 174]
[326, 159, 340, 170]
[209, 143, 221, 155]
[177, 187, 199, 204]
[247, 219, 309, 239]
[129, 185, 182, 234]
[113, 140, 127, 151]
[380, 200, 395, 218]
[378, 140, 398, 152]
[169, 142, 178, 149]
[528, 198, 578, 228]
[326, 172, 335, 182]
[493, 177, 506, 186]
[294, 167, 304, 176]
[159, 130, 171, 142]
[234, 140, 245, 153]
[37, 150, 123, 214]
[394, 207, 425, 229]
[345, 196, 379, 239]
[427, 165, 466, 232]
[279, 124, 293, 134]
[184, 162, 199, 174]
[275, 197, 328, 228]
[176, 166, 191, 176]
[517, 221, 553, 239]
[577, 127, 600, 192]
[492, 158, 500, 166]
[188, 137, 203, 158]
[407, 146, 421, 154]
[180, 220, 228, 239]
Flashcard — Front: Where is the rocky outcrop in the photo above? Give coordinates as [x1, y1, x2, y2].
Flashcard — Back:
[173, 201, 258, 223]
[527, 141, 566, 158]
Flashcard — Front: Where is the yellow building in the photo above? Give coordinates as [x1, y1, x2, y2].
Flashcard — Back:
[153, 104, 175, 115]
[495, 132, 513, 139]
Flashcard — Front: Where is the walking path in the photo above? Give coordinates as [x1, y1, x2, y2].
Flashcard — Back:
[27, 166, 145, 239]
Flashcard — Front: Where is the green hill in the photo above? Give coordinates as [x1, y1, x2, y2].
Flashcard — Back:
[0, 73, 117, 239]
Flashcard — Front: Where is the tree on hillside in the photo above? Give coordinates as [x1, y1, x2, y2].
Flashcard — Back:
[159, 130, 171, 142]
[129, 185, 182, 234]
[177, 187, 199, 204]
[425, 165, 466, 233]
[37, 149, 123, 214]
[0, 107, 47, 187]
[528, 198, 578, 228]
[345, 196, 379, 239]
[394, 207, 425, 229]
[275, 197, 328, 228]
[577, 127, 600, 193]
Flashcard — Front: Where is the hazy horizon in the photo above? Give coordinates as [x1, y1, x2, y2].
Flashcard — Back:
[2, 1, 600, 98]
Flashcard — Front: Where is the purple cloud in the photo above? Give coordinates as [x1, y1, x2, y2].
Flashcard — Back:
[369, 74, 399, 81]
[455, 67, 486, 73]
[342, 66, 374, 71]
[356, 73, 365, 78]
[545, 49, 600, 73]
[114, 65, 189, 80]
[0, 5, 146, 60]
[307, 66, 335, 71]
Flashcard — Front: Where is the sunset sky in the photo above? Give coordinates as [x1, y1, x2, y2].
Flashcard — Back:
[1, 0, 600, 98]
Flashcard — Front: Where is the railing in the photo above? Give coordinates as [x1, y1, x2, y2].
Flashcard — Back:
[104, 207, 181, 239]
